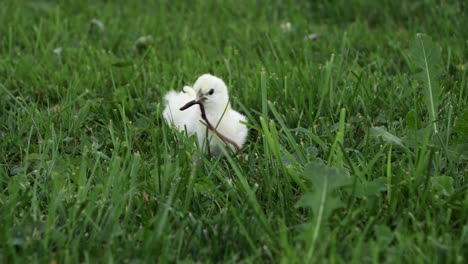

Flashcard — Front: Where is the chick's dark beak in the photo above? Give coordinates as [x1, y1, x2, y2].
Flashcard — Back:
[179, 99, 200, 111]
[179, 96, 207, 111]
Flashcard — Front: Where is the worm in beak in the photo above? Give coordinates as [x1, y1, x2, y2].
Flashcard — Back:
[178, 97, 240, 151]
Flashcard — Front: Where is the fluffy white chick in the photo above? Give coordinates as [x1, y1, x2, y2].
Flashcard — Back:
[163, 74, 248, 154]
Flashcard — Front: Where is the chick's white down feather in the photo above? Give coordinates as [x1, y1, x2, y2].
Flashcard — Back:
[163, 74, 248, 154]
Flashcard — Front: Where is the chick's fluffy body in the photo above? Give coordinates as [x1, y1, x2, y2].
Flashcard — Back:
[163, 74, 247, 154]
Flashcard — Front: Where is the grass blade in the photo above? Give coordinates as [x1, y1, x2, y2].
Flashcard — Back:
[409, 33, 443, 134]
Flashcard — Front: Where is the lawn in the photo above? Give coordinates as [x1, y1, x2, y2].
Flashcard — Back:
[1, 0, 467, 262]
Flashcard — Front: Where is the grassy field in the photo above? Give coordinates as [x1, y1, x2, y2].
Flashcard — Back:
[1, 0, 467, 262]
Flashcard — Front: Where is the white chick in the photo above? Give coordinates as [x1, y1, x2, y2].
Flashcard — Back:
[163, 74, 248, 154]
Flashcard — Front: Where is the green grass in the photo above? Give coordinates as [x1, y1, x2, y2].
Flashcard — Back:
[1, 0, 467, 262]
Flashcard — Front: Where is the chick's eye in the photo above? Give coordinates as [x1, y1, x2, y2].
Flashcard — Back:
[208, 88, 214, 95]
